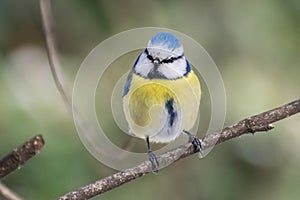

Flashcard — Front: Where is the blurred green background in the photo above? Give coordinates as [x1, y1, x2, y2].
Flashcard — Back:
[1, 0, 300, 199]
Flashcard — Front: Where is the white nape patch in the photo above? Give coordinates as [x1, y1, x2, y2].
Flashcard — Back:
[158, 57, 187, 79]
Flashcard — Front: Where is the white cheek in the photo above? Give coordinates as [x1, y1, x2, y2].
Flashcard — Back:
[158, 58, 187, 79]
[135, 62, 153, 77]
[134, 53, 154, 77]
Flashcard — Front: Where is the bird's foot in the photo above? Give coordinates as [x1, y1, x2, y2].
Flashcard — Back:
[184, 130, 203, 155]
[191, 136, 203, 153]
[147, 150, 159, 173]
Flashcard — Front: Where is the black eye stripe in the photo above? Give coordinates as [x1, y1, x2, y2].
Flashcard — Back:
[144, 48, 183, 64]
[147, 54, 154, 62]
[161, 55, 183, 63]
[144, 48, 154, 62]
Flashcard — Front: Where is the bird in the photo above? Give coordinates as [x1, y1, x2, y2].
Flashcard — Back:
[123, 32, 202, 171]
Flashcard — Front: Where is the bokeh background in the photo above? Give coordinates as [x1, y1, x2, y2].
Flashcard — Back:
[1, 0, 300, 199]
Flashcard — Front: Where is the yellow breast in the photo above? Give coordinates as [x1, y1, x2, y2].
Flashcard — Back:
[123, 70, 201, 142]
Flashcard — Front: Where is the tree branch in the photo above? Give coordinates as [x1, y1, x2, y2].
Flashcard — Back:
[0, 135, 45, 179]
[0, 182, 23, 200]
[57, 99, 300, 200]
[40, 0, 72, 109]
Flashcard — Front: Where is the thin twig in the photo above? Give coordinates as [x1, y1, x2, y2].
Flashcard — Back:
[39, 0, 98, 150]
[57, 99, 300, 200]
[0, 135, 45, 179]
[0, 182, 23, 200]
[40, 0, 72, 109]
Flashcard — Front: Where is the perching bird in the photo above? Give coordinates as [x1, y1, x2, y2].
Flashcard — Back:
[123, 32, 202, 171]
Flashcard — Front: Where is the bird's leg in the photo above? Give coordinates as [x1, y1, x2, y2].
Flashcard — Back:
[146, 136, 159, 172]
[183, 130, 203, 154]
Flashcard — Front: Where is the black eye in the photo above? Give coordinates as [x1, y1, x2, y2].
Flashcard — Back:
[162, 57, 174, 63]
[161, 55, 183, 64]
[147, 54, 154, 62]
[145, 48, 155, 62]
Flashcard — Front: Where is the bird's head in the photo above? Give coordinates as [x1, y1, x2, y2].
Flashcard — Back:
[134, 32, 190, 79]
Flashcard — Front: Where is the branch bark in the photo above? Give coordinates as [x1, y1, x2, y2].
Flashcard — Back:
[57, 99, 300, 200]
[0, 135, 45, 179]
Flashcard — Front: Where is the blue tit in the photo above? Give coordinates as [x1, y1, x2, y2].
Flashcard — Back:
[123, 32, 202, 171]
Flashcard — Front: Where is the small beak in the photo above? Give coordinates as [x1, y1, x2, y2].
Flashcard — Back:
[153, 58, 160, 65]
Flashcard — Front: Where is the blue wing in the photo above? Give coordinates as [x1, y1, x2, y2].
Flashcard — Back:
[184, 59, 191, 76]
[122, 54, 141, 96]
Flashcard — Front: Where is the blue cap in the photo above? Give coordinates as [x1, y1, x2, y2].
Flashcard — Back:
[149, 32, 182, 50]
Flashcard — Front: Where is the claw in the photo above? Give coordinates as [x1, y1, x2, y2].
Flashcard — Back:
[148, 151, 159, 173]
[146, 136, 159, 173]
[183, 130, 203, 154]
[191, 137, 202, 153]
